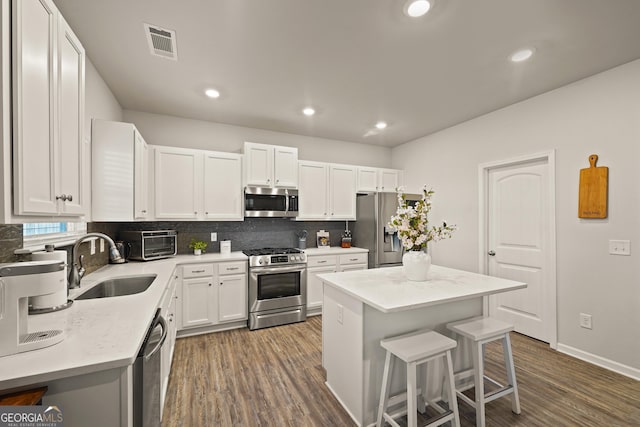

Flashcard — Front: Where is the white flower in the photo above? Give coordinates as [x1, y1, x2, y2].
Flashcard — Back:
[388, 187, 457, 250]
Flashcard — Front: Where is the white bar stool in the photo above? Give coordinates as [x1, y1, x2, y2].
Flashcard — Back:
[446, 317, 521, 427]
[377, 329, 460, 427]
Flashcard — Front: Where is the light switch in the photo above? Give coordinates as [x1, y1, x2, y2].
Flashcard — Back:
[609, 240, 631, 256]
[210, 232, 217, 242]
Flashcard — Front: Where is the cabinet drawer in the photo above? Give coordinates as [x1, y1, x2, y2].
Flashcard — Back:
[339, 253, 368, 266]
[218, 261, 247, 275]
[182, 263, 214, 278]
[307, 255, 337, 268]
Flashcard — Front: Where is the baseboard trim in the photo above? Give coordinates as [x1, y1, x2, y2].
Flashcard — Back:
[556, 343, 640, 381]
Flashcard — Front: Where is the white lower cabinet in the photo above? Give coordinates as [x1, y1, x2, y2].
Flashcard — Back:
[160, 270, 179, 419]
[179, 261, 248, 332]
[306, 251, 368, 314]
[180, 263, 216, 328]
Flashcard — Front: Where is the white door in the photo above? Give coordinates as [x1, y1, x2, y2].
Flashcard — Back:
[307, 266, 336, 310]
[134, 130, 148, 219]
[244, 142, 273, 186]
[273, 146, 298, 188]
[378, 169, 400, 193]
[203, 152, 243, 220]
[57, 15, 85, 215]
[218, 274, 247, 322]
[12, 0, 59, 215]
[298, 161, 329, 219]
[487, 158, 554, 343]
[154, 147, 200, 219]
[329, 164, 356, 219]
[181, 277, 215, 328]
[357, 167, 379, 192]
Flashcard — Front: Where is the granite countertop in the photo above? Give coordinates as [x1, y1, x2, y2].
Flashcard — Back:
[318, 265, 526, 313]
[0, 252, 247, 391]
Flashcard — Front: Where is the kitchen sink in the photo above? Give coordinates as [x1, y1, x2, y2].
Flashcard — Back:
[75, 274, 157, 300]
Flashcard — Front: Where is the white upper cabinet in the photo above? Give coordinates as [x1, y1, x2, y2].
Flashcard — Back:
[12, 0, 86, 216]
[329, 164, 356, 219]
[153, 146, 243, 221]
[133, 130, 149, 219]
[203, 152, 243, 220]
[356, 167, 379, 192]
[298, 161, 356, 220]
[154, 146, 201, 220]
[92, 120, 149, 221]
[244, 142, 298, 188]
[356, 167, 403, 193]
[378, 168, 402, 192]
[298, 161, 329, 219]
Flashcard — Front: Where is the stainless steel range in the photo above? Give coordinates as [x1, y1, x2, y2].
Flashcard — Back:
[244, 248, 307, 330]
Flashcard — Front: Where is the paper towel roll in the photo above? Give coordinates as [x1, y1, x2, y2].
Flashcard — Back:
[31, 249, 68, 309]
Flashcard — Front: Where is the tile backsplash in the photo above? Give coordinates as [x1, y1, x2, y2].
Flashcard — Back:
[1, 219, 358, 271]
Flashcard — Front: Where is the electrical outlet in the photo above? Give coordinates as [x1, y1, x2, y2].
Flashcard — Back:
[90, 239, 96, 255]
[211, 232, 217, 242]
[337, 304, 343, 324]
[100, 238, 105, 253]
[579, 313, 592, 329]
[609, 240, 631, 256]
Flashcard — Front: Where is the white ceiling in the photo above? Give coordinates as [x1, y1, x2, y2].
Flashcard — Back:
[53, 0, 640, 147]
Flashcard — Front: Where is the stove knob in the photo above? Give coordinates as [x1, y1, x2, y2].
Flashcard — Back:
[259, 258, 264, 265]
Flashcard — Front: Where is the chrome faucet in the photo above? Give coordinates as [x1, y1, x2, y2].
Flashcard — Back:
[68, 233, 125, 289]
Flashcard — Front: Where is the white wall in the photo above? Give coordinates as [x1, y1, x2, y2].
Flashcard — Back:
[392, 59, 640, 373]
[85, 57, 123, 131]
[123, 110, 392, 168]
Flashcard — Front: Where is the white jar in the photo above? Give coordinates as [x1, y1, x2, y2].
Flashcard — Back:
[402, 250, 431, 281]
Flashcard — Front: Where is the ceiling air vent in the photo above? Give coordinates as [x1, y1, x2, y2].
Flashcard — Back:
[144, 23, 178, 60]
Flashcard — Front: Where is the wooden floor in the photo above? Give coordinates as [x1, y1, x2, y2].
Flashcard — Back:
[162, 316, 640, 427]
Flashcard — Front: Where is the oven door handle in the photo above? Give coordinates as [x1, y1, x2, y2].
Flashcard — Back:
[251, 265, 306, 274]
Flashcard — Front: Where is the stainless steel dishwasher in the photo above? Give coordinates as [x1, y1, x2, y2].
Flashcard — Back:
[133, 308, 167, 427]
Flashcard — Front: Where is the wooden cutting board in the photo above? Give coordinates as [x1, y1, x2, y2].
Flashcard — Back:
[578, 154, 608, 218]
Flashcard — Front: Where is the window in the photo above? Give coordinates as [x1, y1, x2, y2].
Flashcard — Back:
[22, 222, 87, 249]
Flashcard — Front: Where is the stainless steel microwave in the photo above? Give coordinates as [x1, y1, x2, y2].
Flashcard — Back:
[244, 187, 298, 218]
[120, 230, 177, 261]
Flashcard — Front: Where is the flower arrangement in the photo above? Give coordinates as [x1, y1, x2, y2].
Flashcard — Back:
[388, 186, 457, 251]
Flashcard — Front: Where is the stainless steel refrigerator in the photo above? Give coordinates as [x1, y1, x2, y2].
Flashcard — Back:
[353, 192, 421, 268]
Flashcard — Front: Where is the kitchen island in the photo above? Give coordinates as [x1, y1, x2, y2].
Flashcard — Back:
[318, 265, 526, 427]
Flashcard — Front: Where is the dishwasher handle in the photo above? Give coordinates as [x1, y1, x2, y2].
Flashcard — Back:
[144, 315, 167, 362]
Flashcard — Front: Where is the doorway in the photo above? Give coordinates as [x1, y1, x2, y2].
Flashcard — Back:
[478, 151, 557, 348]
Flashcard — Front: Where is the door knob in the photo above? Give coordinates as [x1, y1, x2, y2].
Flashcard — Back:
[488, 250, 496, 256]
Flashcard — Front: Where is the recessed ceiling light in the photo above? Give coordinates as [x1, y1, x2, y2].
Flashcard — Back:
[302, 107, 315, 116]
[405, 0, 432, 18]
[375, 121, 388, 130]
[205, 88, 220, 98]
[510, 48, 534, 63]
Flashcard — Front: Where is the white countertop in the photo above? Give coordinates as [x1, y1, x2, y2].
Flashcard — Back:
[0, 252, 247, 391]
[303, 246, 368, 255]
[318, 265, 526, 313]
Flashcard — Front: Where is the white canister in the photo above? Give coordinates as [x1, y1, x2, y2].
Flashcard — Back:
[220, 240, 231, 254]
[31, 248, 68, 309]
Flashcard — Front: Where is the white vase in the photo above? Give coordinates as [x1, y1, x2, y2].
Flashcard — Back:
[402, 250, 431, 281]
[194, 249, 202, 256]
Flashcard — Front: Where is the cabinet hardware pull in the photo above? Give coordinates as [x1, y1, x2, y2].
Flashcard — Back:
[227, 267, 239, 270]
[488, 250, 496, 256]
[349, 258, 358, 261]
[317, 260, 327, 264]
[142, 210, 147, 213]
[209, 283, 212, 286]
[192, 269, 205, 273]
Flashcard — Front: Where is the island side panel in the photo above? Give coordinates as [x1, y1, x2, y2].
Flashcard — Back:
[323, 283, 364, 425]
[361, 298, 482, 426]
